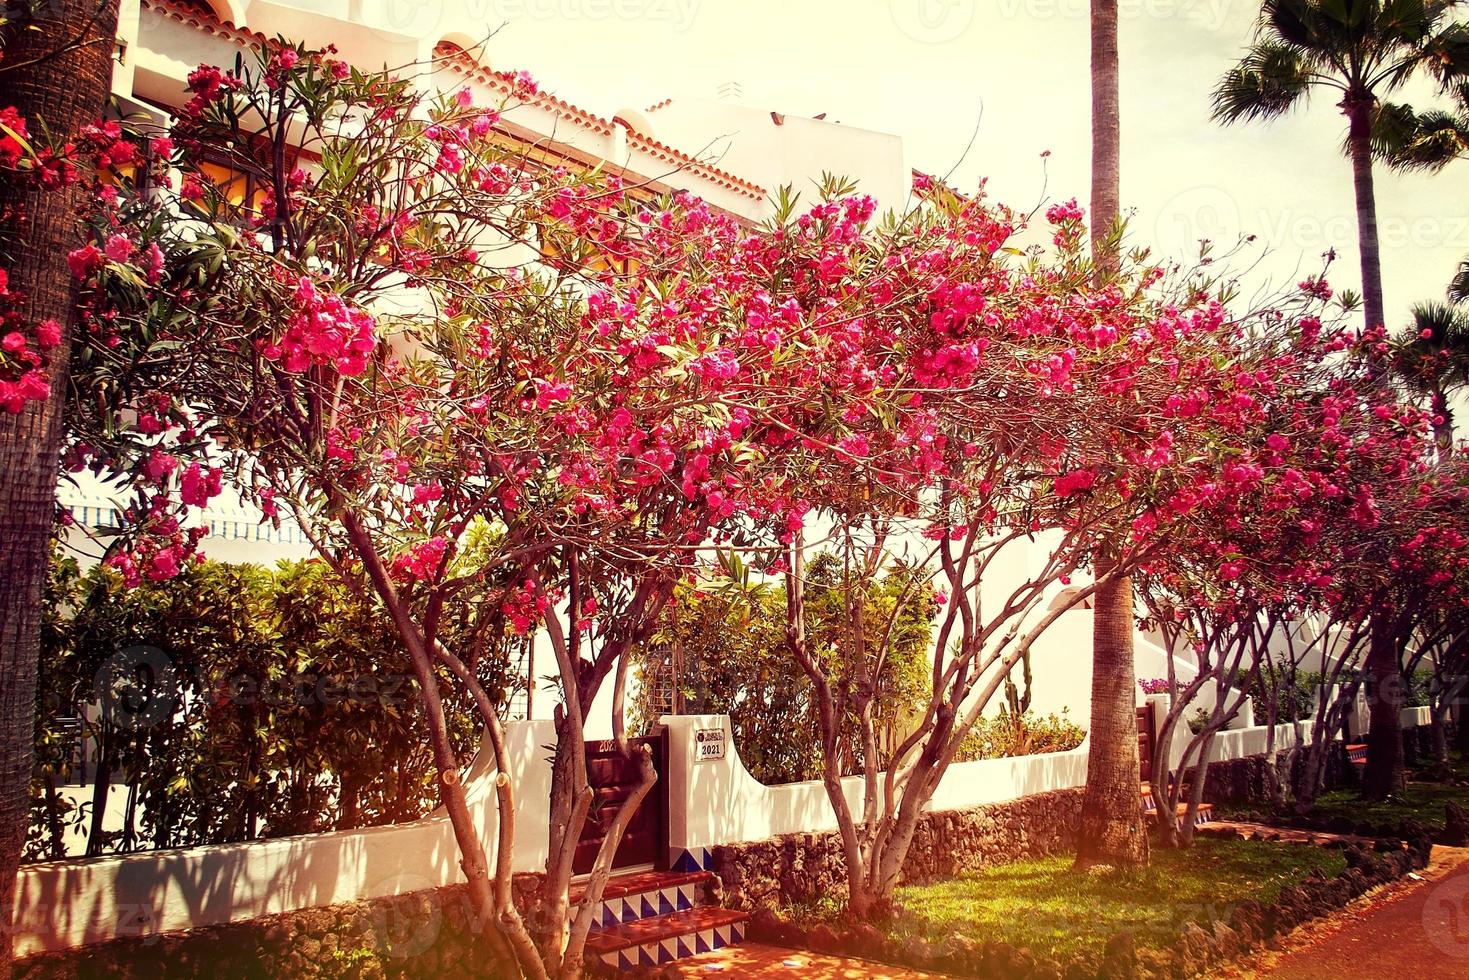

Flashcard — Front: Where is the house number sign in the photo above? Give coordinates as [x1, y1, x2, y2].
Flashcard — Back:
[695, 727, 726, 761]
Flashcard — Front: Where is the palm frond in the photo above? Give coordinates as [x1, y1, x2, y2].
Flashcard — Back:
[1263, 0, 1329, 51]
[1389, 300, 1469, 392]
[1373, 100, 1469, 169]
[1449, 255, 1469, 303]
[1421, 21, 1469, 85]
[1213, 41, 1314, 122]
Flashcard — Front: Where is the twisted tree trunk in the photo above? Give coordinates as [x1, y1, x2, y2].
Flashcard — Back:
[1361, 613, 1406, 800]
[0, 5, 120, 973]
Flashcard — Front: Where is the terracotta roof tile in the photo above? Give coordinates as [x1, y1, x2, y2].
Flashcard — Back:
[134, 6, 765, 203]
[141, 0, 276, 51]
[435, 45, 763, 200]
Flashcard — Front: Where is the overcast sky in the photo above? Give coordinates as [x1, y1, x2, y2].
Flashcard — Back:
[369, 0, 1467, 328]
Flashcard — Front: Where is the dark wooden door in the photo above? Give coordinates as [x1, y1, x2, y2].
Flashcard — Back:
[1136, 703, 1155, 784]
[573, 733, 666, 874]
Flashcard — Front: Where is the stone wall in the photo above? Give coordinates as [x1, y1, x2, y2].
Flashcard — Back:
[16, 876, 544, 980]
[709, 787, 1084, 911]
[1199, 725, 1436, 806]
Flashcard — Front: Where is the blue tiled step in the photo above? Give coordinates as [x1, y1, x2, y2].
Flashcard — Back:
[572, 869, 715, 931]
[585, 906, 750, 969]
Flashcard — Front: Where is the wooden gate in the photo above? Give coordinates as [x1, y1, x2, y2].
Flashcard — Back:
[573, 733, 667, 874]
[1136, 703, 1156, 784]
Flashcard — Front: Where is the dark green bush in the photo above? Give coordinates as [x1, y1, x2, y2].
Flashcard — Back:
[28, 555, 519, 861]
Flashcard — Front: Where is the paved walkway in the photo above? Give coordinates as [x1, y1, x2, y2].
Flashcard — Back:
[669, 942, 942, 978]
[1215, 846, 1469, 978]
[1197, 821, 1400, 851]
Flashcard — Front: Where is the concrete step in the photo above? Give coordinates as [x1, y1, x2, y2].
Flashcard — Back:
[1140, 785, 1214, 829]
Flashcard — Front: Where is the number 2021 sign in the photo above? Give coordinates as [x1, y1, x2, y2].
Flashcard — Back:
[695, 727, 726, 762]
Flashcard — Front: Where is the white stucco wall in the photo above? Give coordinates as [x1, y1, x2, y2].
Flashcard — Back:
[21, 700, 1438, 956]
[632, 99, 910, 216]
[15, 720, 555, 957]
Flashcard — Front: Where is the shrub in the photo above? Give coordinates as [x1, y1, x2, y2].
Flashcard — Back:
[630, 552, 934, 785]
[954, 709, 1086, 762]
[28, 555, 519, 860]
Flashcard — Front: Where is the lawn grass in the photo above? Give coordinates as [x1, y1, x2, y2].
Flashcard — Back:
[1310, 779, 1466, 830]
[1216, 751, 1469, 830]
[876, 838, 1345, 961]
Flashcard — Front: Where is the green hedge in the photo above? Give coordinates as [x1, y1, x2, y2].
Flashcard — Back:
[29, 556, 519, 861]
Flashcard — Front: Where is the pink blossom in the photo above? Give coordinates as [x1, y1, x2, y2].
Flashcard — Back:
[1053, 468, 1098, 498]
[104, 233, 134, 264]
[266, 276, 377, 376]
[67, 244, 103, 279]
[180, 462, 223, 507]
[535, 379, 572, 410]
[143, 450, 179, 483]
[34, 319, 62, 349]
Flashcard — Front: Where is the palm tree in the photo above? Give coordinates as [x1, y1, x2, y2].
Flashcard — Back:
[1216, 0, 1469, 801]
[0, 3, 120, 975]
[1213, 0, 1469, 337]
[1390, 299, 1469, 451]
[1075, 0, 1150, 871]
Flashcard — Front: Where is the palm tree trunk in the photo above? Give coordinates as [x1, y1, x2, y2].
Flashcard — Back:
[1088, 0, 1121, 276]
[1432, 390, 1453, 456]
[1075, 0, 1148, 870]
[1076, 558, 1149, 867]
[1345, 94, 1386, 335]
[0, 4, 120, 974]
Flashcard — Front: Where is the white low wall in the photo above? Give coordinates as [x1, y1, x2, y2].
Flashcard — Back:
[19, 704, 1441, 956]
[660, 714, 1091, 854]
[15, 720, 555, 957]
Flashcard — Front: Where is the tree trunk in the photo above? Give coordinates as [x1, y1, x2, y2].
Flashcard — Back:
[341, 517, 522, 975]
[1076, 7, 1146, 869]
[84, 724, 112, 856]
[1457, 676, 1469, 755]
[0, 5, 120, 973]
[1088, 0, 1121, 276]
[1361, 613, 1406, 800]
[1345, 94, 1386, 337]
[1076, 560, 1148, 868]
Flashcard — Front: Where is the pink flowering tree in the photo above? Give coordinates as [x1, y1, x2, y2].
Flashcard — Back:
[735, 190, 1332, 914]
[57, 44, 743, 978]
[58, 44, 929, 978]
[1134, 311, 1437, 838]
